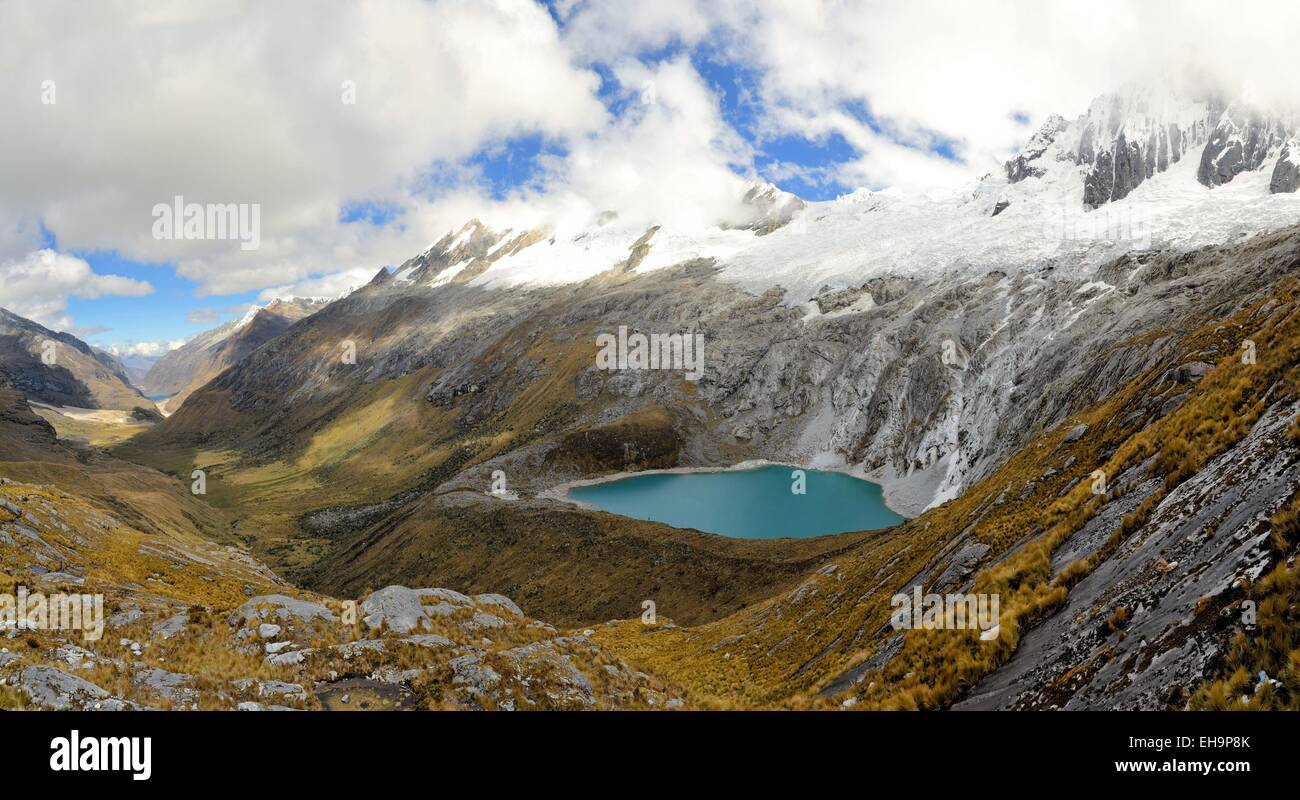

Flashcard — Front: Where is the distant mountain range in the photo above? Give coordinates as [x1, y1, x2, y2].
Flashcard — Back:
[140, 298, 329, 413]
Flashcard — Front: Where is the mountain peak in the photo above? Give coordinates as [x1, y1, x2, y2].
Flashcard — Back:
[1004, 87, 1300, 207]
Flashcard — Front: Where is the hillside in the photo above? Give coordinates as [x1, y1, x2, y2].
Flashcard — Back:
[141, 298, 328, 413]
[0, 379, 680, 711]
[0, 306, 146, 411]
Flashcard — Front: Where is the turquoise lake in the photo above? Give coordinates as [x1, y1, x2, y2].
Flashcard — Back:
[567, 465, 905, 539]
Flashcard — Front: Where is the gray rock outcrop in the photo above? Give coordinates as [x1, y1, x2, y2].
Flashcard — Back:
[1270, 138, 1300, 194]
[1198, 106, 1285, 188]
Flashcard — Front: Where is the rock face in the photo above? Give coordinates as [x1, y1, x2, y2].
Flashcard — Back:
[360, 586, 462, 633]
[1197, 106, 1286, 188]
[732, 182, 805, 235]
[1270, 138, 1300, 194]
[956, 402, 1300, 710]
[1072, 93, 1212, 208]
[1005, 115, 1067, 183]
[1081, 128, 1179, 208]
[1000, 91, 1300, 209]
[18, 665, 125, 710]
[235, 594, 337, 624]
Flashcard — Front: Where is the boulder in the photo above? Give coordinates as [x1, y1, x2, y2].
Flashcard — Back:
[361, 586, 432, 634]
[234, 594, 336, 624]
[133, 666, 197, 707]
[151, 612, 189, 640]
[1063, 423, 1089, 443]
[473, 593, 523, 616]
[19, 664, 115, 710]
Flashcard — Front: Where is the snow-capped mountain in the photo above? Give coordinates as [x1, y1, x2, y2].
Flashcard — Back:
[1008, 90, 1300, 204]
[368, 90, 1300, 309]
[289, 87, 1300, 511]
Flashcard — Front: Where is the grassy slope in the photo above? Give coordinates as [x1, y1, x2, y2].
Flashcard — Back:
[307, 491, 874, 628]
[31, 406, 154, 448]
[4, 380, 680, 711]
[114, 324, 851, 626]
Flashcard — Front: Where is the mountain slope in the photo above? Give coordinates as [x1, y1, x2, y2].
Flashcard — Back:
[595, 258, 1300, 709]
[0, 383, 678, 711]
[142, 298, 328, 413]
[0, 306, 145, 411]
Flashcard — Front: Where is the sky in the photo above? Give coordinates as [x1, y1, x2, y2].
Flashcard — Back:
[3, 0, 1300, 358]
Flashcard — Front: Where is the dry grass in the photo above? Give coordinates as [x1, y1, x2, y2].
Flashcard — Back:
[1191, 488, 1300, 710]
[593, 281, 1300, 709]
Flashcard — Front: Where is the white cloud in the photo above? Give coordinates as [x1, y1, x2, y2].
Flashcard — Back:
[1, 0, 607, 297]
[531, 56, 757, 231]
[560, 0, 1300, 191]
[0, 249, 152, 331]
[104, 340, 187, 358]
[258, 266, 379, 303]
[552, 0, 720, 63]
[8, 0, 1300, 326]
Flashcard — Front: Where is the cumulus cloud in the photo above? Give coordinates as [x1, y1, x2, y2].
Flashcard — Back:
[513, 56, 757, 231]
[561, 0, 1300, 190]
[1, 0, 607, 298]
[8, 0, 1300, 326]
[0, 249, 152, 330]
[257, 266, 379, 303]
[551, 0, 720, 63]
[104, 340, 187, 358]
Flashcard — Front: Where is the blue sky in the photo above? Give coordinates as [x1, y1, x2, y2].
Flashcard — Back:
[5, 0, 1029, 359]
[69, 253, 261, 351]
[63, 30, 956, 353]
[31, 229, 256, 352]
[8, 1, 1293, 359]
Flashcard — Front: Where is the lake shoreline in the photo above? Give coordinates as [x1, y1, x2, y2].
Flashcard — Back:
[542, 459, 912, 521]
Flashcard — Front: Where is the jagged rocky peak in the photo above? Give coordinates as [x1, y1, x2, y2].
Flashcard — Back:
[378, 181, 807, 292]
[1004, 114, 1068, 183]
[1074, 91, 1214, 207]
[1004, 87, 1300, 207]
[387, 219, 517, 287]
[1197, 102, 1290, 189]
[731, 181, 805, 234]
[1002, 90, 1217, 206]
[429, 218, 505, 262]
[1270, 137, 1300, 194]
